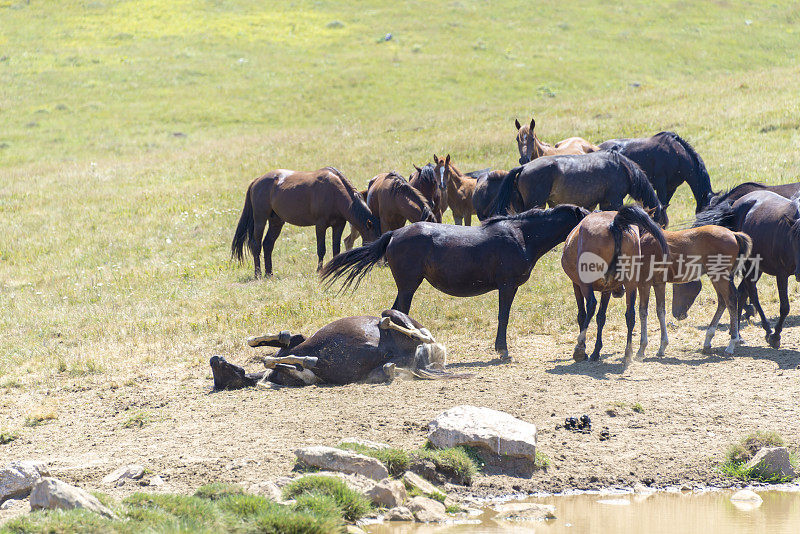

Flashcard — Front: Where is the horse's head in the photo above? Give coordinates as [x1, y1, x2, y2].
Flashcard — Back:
[514, 118, 536, 164]
[647, 204, 670, 229]
[432, 154, 450, 191]
[672, 280, 702, 320]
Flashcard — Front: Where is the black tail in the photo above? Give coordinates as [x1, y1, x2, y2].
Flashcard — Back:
[319, 231, 394, 291]
[607, 205, 669, 279]
[614, 151, 665, 223]
[489, 166, 524, 215]
[663, 132, 713, 208]
[231, 183, 254, 262]
[692, 198, 738, 229]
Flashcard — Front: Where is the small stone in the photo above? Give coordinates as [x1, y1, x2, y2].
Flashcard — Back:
[407, 496, 447, 523]
[0, 498, 25, 510]
[295, 446, 389, 481]
[744, 447, 797, 480]
[29, 478, 116, 519]
[493, 502, 557, 520]
[365, 478, 406, 508]
[147, 475, 164, 487]
[730, 489, 763, 511]
[102, 464, 145, 484]
[385, 505, 414, 521]
[247, 481, 282, 501]
[402, 471, 442, 497]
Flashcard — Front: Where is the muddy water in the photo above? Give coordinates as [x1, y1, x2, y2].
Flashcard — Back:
[366, 489, 800, 534]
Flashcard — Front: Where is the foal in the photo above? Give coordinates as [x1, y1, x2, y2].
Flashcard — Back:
[433, 154, 478, 225]
[514, 118, 598, 164]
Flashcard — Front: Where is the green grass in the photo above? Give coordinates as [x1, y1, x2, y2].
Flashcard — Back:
[1, 489, 344, 534]
[337, 442, 411, 476]
[122, 410, 152, 429]
[193, 482, 246, 501]
[535, 451, 551, 468]
[415, 446, 480, 485]
[0, 429, 18, 445]
[282, 475, 372, 521]
[720, 431, 798, 483]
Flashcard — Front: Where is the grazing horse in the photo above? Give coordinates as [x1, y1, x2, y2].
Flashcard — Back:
[491, 149, 669, 227]
[432, 154, 480, 225]
[705, 181, 800, 209]
[599, 132, 713, 213]
[515, 118, 598, 165]
[473, 169, 510, 221]
[232, 167, 381, 277]
[321, 205, 590, 360]
[410, 163, 446, 222]
[343, 172, 436, 250]
[210, 310, 460, 389]
[677, 191, 800, 348]
[562, 206, 668, 368]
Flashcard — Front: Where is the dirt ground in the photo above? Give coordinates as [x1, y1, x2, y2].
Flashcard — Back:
[3, 302, 799, 514]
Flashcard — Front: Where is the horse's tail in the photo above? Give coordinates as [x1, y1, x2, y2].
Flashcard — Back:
[692, 198, 737, 229]
[662, 131, 712, 207]
[319, 231, 394, 291]
[615, 151, 662, 213]
[732, 232, 753, 276]
[607, 205, 669, 279]
[490, 166, 524, 215]
[231, 182, 255, 262]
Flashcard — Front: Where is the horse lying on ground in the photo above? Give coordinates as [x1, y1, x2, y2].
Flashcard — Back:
[231, 167, 381, 277]
[472, 169, 509, 221]
[678, 190, 800, 348]
[599, 132, 713, 213]
[491, 149, 669, 227]
[343, 172, 436, 250]
[321, 204, 590, 361]
[210, 310, 462, 389]
[514, 118, 598, 164]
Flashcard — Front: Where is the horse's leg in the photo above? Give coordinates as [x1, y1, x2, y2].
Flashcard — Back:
[655, 283, 669, 357]
[391, 278, 422, 315]
[331, 220, 346, 258]
[453, 213, 463, 225]
[315, 224, 327, 271]
[742, 274, 771, 338]
[590, 291, 611, 361]
[622, 286, 637, 369]
[250, 214, 268, 279]
[767, 276, 789, 349]
[573, 283, 587, 333]
[724, 279, 741, 355]
[495, 284, 520, 361]
[737, 278, 754, 324]
[465, 212, 472, 226]
[343, 224, 359, 251]
[574, 285, 597, 362]
[636, 284, 651, 361]
[702, 298, 727, 354]
[261, 213, 284, 277]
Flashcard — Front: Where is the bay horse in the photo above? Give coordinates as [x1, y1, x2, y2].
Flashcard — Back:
[409, 163, 446, 222]
[321, 205, 590, 361]
[231, 167, 381, 277]
[472, 169, 509, 221]
[491, 149, 669, 227]
[599, 131, 713, 213]
[433, 154, 479, 225]
[343, 172, 436, 250]
[562, 206, 668, 368]
[515, 118, 598, 164]
[677, 190, 800, 348]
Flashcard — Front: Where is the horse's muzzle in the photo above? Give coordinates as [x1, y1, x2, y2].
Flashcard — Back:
[519, 157, 529, 165]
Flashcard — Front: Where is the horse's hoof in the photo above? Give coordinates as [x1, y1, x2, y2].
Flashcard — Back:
[766, 333, 781, 349]
[701, 346, 713, 355]
[497, 350, 514, 363]
[656, 349, 666, 358]
[588, 352, 601, 362]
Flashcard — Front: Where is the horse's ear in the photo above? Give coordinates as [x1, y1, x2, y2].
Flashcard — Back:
[515, 118, 522, 130]
[529, 118, 536, 131]
[445, 154, 450, 166]
[433, 154, 439, 164]
[413, 164, 422, 172]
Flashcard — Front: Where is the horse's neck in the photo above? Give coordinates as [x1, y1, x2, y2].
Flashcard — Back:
[520, 216, 572, 253]
[532, 134, 553, 157]
[448, 165, 474, 193]
[398, 193, 424, 222]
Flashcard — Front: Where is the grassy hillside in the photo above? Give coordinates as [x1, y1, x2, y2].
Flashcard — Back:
[1, 0, 800, 382]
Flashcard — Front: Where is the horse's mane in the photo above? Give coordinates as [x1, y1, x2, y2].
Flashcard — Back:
[324, 166, 376, 227]
[612, 151, 661, 212]
[657, 131, 713, 202]
[387, 172, 433, 213]
[413, 163, 436, 186]
[707, 182, 768, 208]
[482, 204, 586, 226]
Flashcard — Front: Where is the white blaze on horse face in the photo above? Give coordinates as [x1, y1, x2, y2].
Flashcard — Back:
[438, 166, 446, 189]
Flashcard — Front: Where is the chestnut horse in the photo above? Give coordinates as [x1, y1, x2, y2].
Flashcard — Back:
[231, 167, 381, 277]
[433, 154, 479, 225]
[322, 205, 590, 361]
[515, 118, 598, 165]
[410, 163, 446, 222]
[343, 172, 436, 250]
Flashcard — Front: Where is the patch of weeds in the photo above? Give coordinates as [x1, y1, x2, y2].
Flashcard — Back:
[0, 429, 19, 444]
[429, 491, 446, 504]
[194, 482, 245, 501]
[122, 410, 151, 429]
[445, 504, 462, 514]
[337, 442, 410, 476]
[282, 475, 371, 521]
[631, 403, 645, 413]
[24, 409, 57, 427]
[720, 431, 797, 483]
[292, 492, 343, 519]
[535, 451, 550, 468]
[414, 445, 479, 485]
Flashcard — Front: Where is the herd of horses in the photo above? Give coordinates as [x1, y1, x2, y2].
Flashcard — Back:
[229, 118, 800, 378]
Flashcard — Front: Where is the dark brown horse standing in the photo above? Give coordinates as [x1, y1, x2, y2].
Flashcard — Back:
[491, 150, 668, 227]
[343, 172, 436, 250]
[473, 169, 509, 221]
[677, 190, 800, 348]
[321, 205, 590, 360]
[409, 163, 446, 222]
[231, 167, 381, 277]
[599, 132, 713, 213]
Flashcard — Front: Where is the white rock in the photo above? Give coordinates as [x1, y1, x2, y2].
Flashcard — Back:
[365, 478, 407, 508]
[247, 481, 282, 501]
[102, 464, 145, 484]
[294, 446, 389, 481]
[744, 447, 797, 480]
[730, 489, 763, 503]
[0, 498, 25, 510]
[339, 438, 392, 450]
[385, 505, 415, 521]
[147, 475, 164, 487]
[402, 471, 442, 498]
[407, 495, 447, 523]
[493, 502, 556, 520]
[428, 405, 537, 461]
[29, 478, 116, 518]
[0, 461, 49, 501]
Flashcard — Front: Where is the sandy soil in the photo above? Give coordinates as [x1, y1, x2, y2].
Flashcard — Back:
[2, 308, 799, 512]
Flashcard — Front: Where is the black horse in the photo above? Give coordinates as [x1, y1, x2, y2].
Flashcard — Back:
[705, 181, 800, 209]
[675, 191, 800, 348]
[599, 131, 713, 213]
[490, 150, 668, 227]
[472, 170, 509, 221]
[321, 205, 590, 360]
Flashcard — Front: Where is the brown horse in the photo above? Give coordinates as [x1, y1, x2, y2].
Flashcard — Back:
[433, 154, 478, 225]
[515, 118, 598, 165]
[343, 172, 436, 250]
[231, 167, 381, 277]
[473, 169, 510, 221]
[409, 163, 446, 221]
